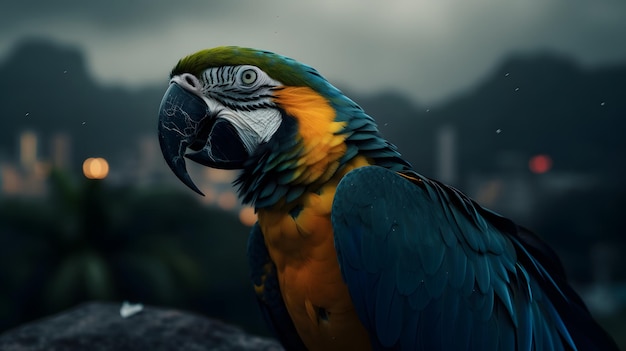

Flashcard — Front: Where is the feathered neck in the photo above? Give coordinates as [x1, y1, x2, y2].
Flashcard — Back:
[235, 87, 413, 209]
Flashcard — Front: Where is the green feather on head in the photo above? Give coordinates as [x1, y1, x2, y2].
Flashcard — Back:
[170, 46, 325, 90]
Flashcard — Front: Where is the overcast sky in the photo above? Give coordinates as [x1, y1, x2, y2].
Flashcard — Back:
[1, 0, 625, 104]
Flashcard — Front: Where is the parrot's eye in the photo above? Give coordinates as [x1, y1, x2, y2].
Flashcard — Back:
[240, 69, 258, 85]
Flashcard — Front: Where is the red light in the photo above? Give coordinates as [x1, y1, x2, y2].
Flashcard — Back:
[529, 155, 552, 174]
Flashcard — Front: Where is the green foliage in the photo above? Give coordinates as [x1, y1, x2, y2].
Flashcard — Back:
[0, 171, 261, 333]
[597, 307, 626, 351]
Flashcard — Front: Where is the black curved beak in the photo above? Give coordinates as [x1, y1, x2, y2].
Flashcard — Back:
[158, 82, 249, 196]
[157, 82, 209, 195]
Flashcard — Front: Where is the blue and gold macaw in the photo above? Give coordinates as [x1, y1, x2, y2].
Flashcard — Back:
[157, 47, 618, 351]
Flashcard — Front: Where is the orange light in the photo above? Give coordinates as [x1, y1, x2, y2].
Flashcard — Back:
[239, 207, 257, 226]
[200, 187, 217, 205]
[205, 168, 236, 183]
[217, 191, 238, 210]
[82, 158, 109, 179]
[529, 155, 552, 174]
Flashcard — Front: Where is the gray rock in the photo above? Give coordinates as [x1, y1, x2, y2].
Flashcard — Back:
[0, 301, 284, 351]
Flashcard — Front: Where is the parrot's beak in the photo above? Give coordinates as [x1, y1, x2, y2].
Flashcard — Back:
[158, 82, 248, 195]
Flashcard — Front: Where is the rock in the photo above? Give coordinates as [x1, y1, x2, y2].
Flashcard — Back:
[0, 301, 283, 351]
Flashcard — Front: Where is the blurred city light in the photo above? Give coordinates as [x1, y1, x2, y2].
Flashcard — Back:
[529, 154, 552, 174]
[217, 191, 238, 210]
[82, 157, 109, 179]
[239, 207, 257, 227]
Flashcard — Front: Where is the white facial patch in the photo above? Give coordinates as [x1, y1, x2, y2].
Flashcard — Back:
[202, 97, 282, 154]
[217, 106, 282, 153]
[174, 65, 285, 156]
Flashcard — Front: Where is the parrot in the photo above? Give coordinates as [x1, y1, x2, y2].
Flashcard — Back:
[157, 46, 618, 351]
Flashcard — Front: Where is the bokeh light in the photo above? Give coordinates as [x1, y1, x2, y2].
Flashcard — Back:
[82, 157, 109, 179]
[529, 154, 552, 174]
[217, 191, 238, 210]
[239, 207, 257, 227]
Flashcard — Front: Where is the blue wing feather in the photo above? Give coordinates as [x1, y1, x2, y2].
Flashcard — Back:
[331, 166, 618, 350]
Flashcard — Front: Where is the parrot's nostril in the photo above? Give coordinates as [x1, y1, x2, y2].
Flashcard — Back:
[185, 75, 196, 87]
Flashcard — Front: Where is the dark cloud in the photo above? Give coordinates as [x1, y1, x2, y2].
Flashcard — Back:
[1, 0, 625, 103]
[0, 0, 229, 29]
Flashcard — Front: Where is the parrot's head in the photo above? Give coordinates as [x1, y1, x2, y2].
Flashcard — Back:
[158, 46, 409, 207]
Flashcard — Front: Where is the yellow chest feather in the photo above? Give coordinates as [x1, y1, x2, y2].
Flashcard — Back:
[257, 158, 372, 351]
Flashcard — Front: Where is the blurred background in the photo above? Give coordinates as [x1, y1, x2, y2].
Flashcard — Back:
[0, 0, 625, 348]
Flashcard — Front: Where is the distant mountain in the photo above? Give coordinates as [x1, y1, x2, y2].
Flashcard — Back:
[1, 38, 624, 183]
[339, 53, 626, 183]
[433, 52, 626, 178]
[0, 38, 164, 173]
